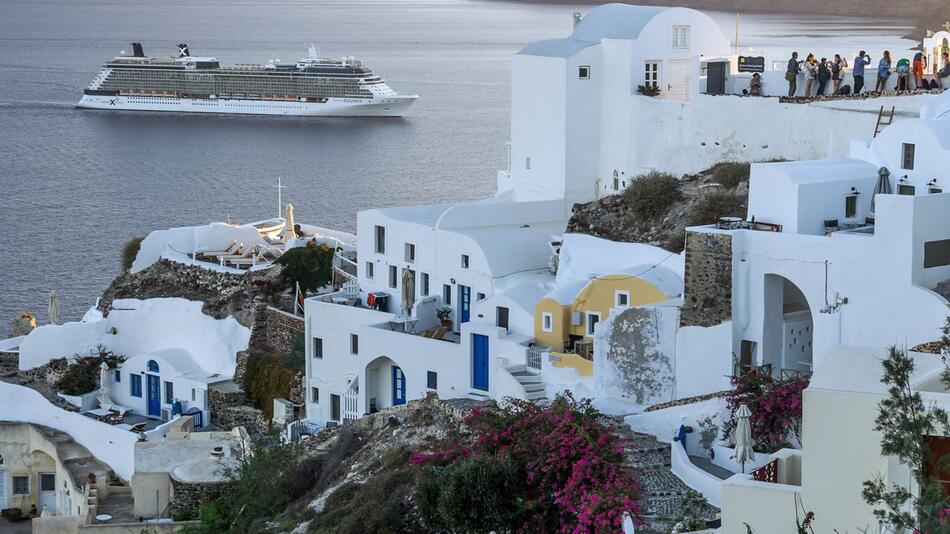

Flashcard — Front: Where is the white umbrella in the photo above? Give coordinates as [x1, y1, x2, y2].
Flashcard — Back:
[283, 203, 296, 244]
[870, 167, 892, 214]
[732, 403, 756, 473]
[401, 269, 415, 316]
[97, 362, 112, 409]
[47, 291, 60, 325]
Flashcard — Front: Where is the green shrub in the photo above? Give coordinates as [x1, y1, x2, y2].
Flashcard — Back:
[243, 355, 300, 420]
[275, 240, 335, 294]
[121, 236, 144, 271]
[56, 349, 125, 396]
[282, 331, 305, 368]
[689, 190, 747, 226]
[708, 162, 751, 188]
[416, 457, 526, 532]
[311, 470, 416, 533]
[636, 84, 660, 97]
[623, 171, 683, 220]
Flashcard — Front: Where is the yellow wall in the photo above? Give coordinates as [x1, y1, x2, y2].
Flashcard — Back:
[534, 275, 671, 350]
[551, 352, 594, 377]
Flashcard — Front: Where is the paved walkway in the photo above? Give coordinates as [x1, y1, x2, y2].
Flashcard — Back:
[616, 419, 719, 534]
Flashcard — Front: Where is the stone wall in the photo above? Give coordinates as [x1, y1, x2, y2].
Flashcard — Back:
[215, 405, 268, 435]
[98, 259, 252, 326]
[0, 350, 18, 376]
[170, 478, 234, 520]
[681, 230, 733, 327]
[265, 306, 304, 355]
[595, 306, 677, 406]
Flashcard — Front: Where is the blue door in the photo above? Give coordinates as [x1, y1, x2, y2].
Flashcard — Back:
[459, 285, 471, 324]
[472, 334, 489, 391]
[391, 366, 406, 406]
[146, 374, 161, 417]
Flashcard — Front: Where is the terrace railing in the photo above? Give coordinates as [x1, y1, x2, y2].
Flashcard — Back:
[751, 458, 779, 483]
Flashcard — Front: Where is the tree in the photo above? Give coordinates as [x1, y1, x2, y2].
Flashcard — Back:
[275, 240, 335, 294]
[861, 343, 950, 532]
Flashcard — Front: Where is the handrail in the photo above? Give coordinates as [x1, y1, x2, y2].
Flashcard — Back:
[751, 458, 779, 483]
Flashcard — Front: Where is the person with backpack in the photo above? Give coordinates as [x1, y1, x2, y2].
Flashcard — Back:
[853, 51, 870, 94]
[803, 54, 818, 97]
[831, 54, 848, 94]
[912, 50, 928, 89]
[816, 58, 832, 96]
[786, 52, 801, 97]
[896, 57, 911, 91]
[875, 50, 892, 93]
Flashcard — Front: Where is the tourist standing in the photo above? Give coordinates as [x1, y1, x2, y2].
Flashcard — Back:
[853, 51, 870, 94]
[817, 57, 831, 96]
[938, 51, 950, 89]
[832, 54, 848, 94]
[786, 52, 800, 97]
[803, 54, 818, 97]
[875, 50, 892, 93]
[912, 50, 928, 89]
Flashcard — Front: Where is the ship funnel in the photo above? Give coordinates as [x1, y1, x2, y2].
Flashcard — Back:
[177, 43, 190, 58]
[132, 42, 145, 58]
[573, 12, 582, 27]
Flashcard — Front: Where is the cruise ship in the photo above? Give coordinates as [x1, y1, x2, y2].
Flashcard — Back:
[77, 43, 418, 117]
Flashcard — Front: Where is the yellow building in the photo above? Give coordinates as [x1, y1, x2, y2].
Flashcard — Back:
[533, 265, 682, 376]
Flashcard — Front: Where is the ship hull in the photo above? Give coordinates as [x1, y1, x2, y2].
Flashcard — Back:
[76, 94, 417, 117]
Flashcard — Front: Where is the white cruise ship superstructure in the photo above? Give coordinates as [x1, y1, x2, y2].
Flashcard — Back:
[77, 43, 418, 117]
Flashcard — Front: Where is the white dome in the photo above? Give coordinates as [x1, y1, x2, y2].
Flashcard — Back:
[920, 90, 950, 120]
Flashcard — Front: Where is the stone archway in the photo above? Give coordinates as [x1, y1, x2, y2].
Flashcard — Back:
[761, 274, 813, 376]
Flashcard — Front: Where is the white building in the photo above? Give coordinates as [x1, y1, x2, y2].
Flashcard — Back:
[675, 91, 950, 393]
[18, 298, 249, 425]
[303, 199, 565, 424]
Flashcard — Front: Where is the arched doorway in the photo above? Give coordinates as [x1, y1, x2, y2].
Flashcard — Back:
[761, 274, 813, 375]
[364, 356, 406, 413]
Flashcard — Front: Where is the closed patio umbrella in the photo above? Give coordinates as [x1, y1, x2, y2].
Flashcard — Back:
[871, 167, 892, 214]
[732, 403, 756, 473]
[97, 362, 112, 409]
[47, 290, 60, 325]
[283, 203, 296, 244]
[401, 269, 415, 316]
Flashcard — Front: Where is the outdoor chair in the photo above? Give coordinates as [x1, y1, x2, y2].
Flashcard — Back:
[129, 422, 147, 432]
[431, 326, 450, 341]
[219, 244, 252, 260]
[198, 240, 238, 257]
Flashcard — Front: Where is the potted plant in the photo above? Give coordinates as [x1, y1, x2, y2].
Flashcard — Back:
[436, 306, 453, 328]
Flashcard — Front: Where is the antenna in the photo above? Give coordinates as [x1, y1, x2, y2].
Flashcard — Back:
[274, 177, 286, 219]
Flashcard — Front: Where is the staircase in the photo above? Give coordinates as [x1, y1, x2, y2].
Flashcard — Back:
[614, 418, 719, 533]
[509, 366, 546, 401]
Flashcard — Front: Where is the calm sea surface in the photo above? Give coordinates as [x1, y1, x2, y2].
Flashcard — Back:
[0, 0, 914, 324]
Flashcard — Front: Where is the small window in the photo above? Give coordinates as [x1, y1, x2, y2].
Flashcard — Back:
[374, 225, 386, 254]
[901, 143, 915, 170]
[389, 265, 398, 288]
[114, 370, 121, 383]
[899, 184, 916, 196]
[130, 374, 142, 398]
[40, 473, 55, 492]
[615, 291, 630, 308]
[586, 312, 601, 336]
[12, 476, 29, 496]
[147, 360, 159, 373]
[496, 307, 510, 330]
[477, 292, 486, 301]
[578, 65, 590, 79]
[312, 387, 319, 403]
[461, 255, 470, 269]
[312, 337, 323, 359]
[191, 388, 196, 401]
[427, 371, 438, 390]
[366, 261, 374, 279]
[542, 312, 553, 332]
[845, 195, 858, 218]
[672, 25, 690, 49]
[330, 394, 341, 421]
[525, 157, 531, 170]
[164, 381, 174, 404]
[644, 61, 660, 88]
[421, 273, 430, 296]
[930, 187, 943, 194]
[405, 243, 415, 262]
[350, 334, 359, 355]
[443, 284, 452, 305]
[924, 239, 950, 268]
[613, 177, 620, 190]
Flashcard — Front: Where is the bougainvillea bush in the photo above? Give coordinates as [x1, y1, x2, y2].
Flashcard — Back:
[722, 371, 809, 451]
[413, 393, 642, 533]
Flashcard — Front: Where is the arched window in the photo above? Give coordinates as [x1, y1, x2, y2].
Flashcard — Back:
[147, 360, 159, 373]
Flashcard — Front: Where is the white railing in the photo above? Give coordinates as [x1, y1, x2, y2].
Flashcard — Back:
[343, 378, 360, 422]
[526, 345, 546, 371]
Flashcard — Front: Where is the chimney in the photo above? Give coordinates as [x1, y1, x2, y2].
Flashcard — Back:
[573, 12, 582, 27]
[132, 42, 144, 58]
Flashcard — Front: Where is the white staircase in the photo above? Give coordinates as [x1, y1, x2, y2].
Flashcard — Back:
[509, 366, 546, 401]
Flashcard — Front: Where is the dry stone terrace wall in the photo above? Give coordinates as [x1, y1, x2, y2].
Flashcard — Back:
[170, 478, 235, 519]
[681, 231, 733, 327]
[265, 306, 304, 355]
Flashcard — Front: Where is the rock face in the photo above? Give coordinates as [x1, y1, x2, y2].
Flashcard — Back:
[566, 172, 748, 253]
[98, 259, 253, 325]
